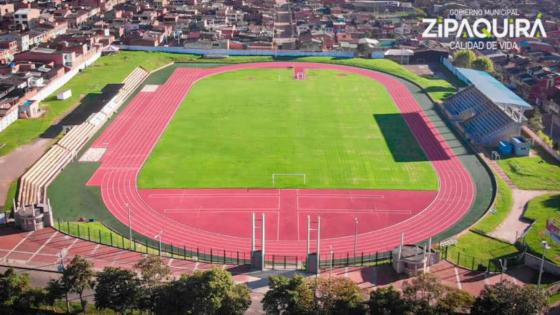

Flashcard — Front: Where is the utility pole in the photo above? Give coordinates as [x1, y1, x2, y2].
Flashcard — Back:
[353, 217, 359, 259]
[126, 203, 133, 249]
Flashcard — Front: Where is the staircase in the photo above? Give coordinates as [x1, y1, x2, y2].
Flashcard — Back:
[484, 155, 516, 189]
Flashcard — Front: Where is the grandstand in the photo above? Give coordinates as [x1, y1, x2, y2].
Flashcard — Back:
[442, 67, 532, 147]
[17, 67, 148, 207]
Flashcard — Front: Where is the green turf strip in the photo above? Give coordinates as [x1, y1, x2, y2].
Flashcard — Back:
[471, 174, 513, 234]
[522, 194, 560, 264]
[446, 231, 519, 271]
[138, 68, 437, 190]
[497, 153, 560, 190]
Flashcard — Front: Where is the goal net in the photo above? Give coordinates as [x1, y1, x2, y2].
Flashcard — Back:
[272, 173, 307, 187]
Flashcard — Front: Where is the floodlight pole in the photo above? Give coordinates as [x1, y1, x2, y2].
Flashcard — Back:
[261, 213, 266, 271]
[251, 212, 256, 251]
[316, 216, 321, 275]
[307, 215, 311, 255]
[155, 230, 163, 257]
[353, 217, 359, 258]
[329, 245, 333, 280]
[427, 237, 432, 272]
[538, 241, 550, 289]
[126, 203, 133, 248]
[398, 232, 404, 260]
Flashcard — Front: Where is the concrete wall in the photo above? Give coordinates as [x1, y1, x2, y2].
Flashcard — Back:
[524, 252, 560, 276]
[0, 107, 18, 133]
[441, 57, 471, 85]
[32, 51, 101, 103]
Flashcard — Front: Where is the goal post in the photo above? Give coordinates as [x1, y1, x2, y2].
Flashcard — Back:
[272, 173, 307, 187]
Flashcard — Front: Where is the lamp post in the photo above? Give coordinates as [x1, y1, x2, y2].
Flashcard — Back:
[353, 217, 359, 259]
[329, 245, 333, 280]
[538, 240, 550, 289]
[155, 230, 163, 257]
[126, 203, 132, 249]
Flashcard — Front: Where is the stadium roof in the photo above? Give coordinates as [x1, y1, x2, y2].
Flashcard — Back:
[457, 68, 532, 109]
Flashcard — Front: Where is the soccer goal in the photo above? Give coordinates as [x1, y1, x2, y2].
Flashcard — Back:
[272, 173, 307, 187]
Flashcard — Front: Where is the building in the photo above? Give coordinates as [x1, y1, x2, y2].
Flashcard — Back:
[384, 48, 414, 64]
[14, 202, 53, 232]
[13, 8, 41, 30]
[443, 67, 533, 147]
[392, 244, 440, 275]
[0, 100, 18, 132]
[411, 48, 449, 64]
[14, 47, 68, 67]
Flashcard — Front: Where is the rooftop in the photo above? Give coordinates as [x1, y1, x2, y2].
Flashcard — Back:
[457, 67, 532, 109]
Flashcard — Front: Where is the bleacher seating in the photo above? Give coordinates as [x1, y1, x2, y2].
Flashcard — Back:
[463, 107, 513, 144]
[444, 86, 489, 118]
[17, 67, 149, 206]
[443, 85, 521, 147]
[19, 145, 72, 205]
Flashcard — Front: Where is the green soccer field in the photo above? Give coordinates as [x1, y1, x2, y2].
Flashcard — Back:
[138, 68, 438, 190]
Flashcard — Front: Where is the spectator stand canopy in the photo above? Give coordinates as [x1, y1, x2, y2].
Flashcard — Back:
[455, 67, 532, 123]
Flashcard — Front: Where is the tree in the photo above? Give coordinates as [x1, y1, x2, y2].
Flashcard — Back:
[45, 279, 66, 310]
[402, 273, 444, 305]
[529, 107, 545, 132]
[472, 56, 495, 73]
[95, 267, 142, 314]
[311, 277, 366, 314]
[153, 268, 251, 315]
[453, 50, 476, 68]
[218, 282, 252, 315]
[401, 272, 474, 314]
[436, 287, 474, 314]
[262, 275, 314, 315]
[471, 280, 547, 315]
[134, 254, 171, 286]
[14, 288, 46, 311]
[0, 268, 30, 307]
[368, 286, 408, 315]
[61, 255, 95, 312]
[263, 276, 366, 315]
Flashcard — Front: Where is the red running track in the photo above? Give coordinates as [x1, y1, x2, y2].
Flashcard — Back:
[87, 62, 475, 258]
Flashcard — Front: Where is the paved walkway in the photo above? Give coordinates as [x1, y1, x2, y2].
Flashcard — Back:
[0, 138, 51, 208]
[0, 225, 540, 299]
[491, 189, 553, 243]
[0, 226, 226, 275]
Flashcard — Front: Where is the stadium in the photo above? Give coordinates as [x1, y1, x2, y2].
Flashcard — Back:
[15, 59, 497, 267]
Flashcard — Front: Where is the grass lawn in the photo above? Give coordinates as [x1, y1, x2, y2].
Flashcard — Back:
[294, 57, 456, 102]
[54, 220, 162, 256]
[522, 193, 560, 264]
[497, 153, 560, 190]
[139, 68, 438, 190]
[2, 181, 18, 214]
[54, 220, 242, 262]
[0, 52, 274, 156]
[446, 231, 519, 270]
[0, 51, 453, 159]
[472, 174, 513, 234]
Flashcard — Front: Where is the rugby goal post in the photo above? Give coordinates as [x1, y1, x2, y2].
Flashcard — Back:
[272, 173, 307, 186]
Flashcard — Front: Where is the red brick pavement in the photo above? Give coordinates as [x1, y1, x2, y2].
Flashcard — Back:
[0, 226, 540, 296]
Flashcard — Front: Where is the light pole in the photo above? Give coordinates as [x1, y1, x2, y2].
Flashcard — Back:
[538, 240, 550, 288]
[329, 245, 333, 280]
[155, 230, 163, 257]
[126, 203, 133, 249]
[353, 217, 359, 260]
